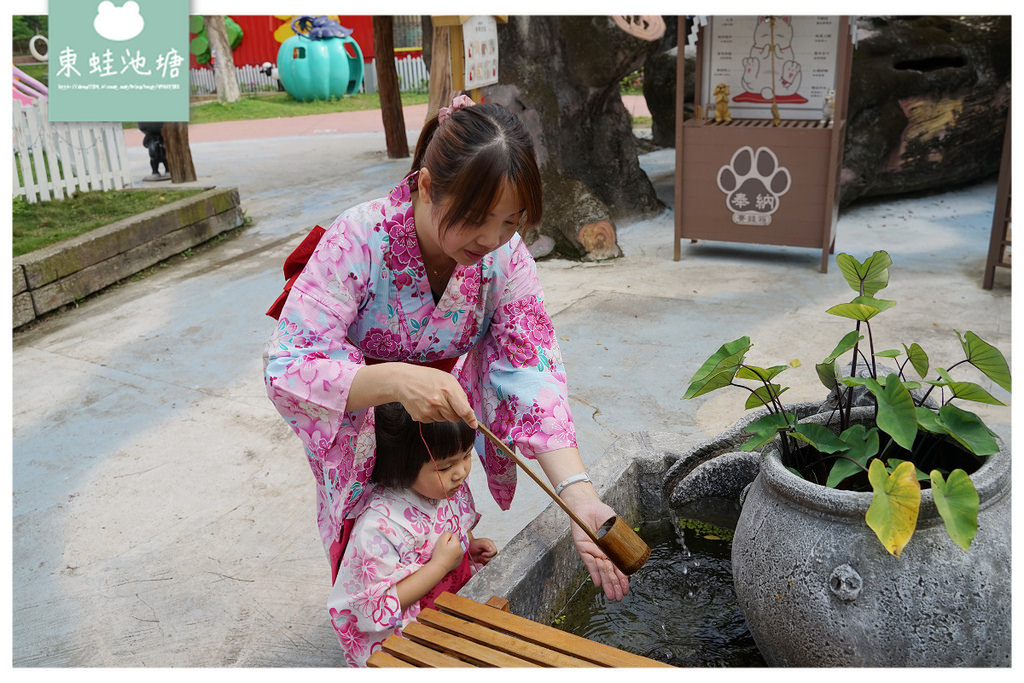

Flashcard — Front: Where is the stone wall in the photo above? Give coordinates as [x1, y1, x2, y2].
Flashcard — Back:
[12, 187, 244, 329]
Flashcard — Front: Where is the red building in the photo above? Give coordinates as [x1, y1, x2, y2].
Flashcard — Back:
[189, 16, 376, 70]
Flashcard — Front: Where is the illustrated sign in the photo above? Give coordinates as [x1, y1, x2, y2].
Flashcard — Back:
[48, 0, 189, 122]
[717, 146, 791, 226]
[462, 15, 499, 89]
[700, 15, 841, 121]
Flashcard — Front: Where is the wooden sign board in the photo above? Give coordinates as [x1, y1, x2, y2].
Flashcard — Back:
[699, 16, 843, 121]
[433, 15, 506, 93]
[674, 16, 854, 272]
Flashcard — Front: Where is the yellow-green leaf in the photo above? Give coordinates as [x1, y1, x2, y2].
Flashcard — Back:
[866, 459, 921, 557]
[930, 469, 979, 552]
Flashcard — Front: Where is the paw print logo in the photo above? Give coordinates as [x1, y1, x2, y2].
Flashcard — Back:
[717, 146, 791, 226]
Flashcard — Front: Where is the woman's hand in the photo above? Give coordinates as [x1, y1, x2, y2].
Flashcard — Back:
[468, 537, 497, 565]
[564, 496, 631, 602]
[394, 365, 478, 428]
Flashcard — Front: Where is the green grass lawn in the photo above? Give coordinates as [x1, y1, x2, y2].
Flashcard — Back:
[12, 188, 206, 257]
[187, 91, 429, 125]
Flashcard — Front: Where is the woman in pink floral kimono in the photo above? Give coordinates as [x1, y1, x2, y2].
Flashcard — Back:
[330, 402, 496, 666]
[264, 94, 630, 653]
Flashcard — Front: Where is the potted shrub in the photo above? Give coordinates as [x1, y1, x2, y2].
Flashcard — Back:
[683, 250, 1011, 666]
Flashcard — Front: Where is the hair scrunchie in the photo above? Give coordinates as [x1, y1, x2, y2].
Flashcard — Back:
[438, 93, 475, 126]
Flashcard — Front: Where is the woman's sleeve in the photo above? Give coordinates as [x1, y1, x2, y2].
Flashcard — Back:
[263, 215, 374, 465]
[326, 507, 425, 667]
[459, 238, 577, 507]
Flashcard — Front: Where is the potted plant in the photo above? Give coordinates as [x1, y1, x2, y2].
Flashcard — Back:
[683, 250, 1011, 667]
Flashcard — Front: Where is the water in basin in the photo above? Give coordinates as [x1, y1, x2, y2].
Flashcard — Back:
[550, 514, 765, 666]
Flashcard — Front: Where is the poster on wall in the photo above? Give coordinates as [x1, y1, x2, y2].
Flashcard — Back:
[462, 15, 499, 89]
[700, 15, 841, 121]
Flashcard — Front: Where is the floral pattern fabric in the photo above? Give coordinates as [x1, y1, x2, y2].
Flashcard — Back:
[328, 483, 480, 667]
[263, 171, 576, 565]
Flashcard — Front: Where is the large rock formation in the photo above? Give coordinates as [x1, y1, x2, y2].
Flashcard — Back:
[483, 16, 665, 260]
[644, 16, 1011, 208]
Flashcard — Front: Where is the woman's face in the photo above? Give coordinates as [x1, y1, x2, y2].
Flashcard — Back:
[410, 446, 473, 500]
[438, 181, 525, 265]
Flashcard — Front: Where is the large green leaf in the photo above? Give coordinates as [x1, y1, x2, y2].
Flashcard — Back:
[736, 364, 790, 382]
[866, 459, 921, 557]
[915, 407, 945, 434]
[824, 330, 864, 363]
[936, 404, 1000, 456]
[683, 337, 751, 400]
[875, 349, 902, 358]
[885, 458, 930, 482]
[816, 361, 839, 391]
[827, 296, 894, 322]
[903, 343, 929, 378]
[934, 367, 1006, 406]
[740, 412, 796, 451]
[957, 331, 1011, 392]
[827, 301, 880, 322]
[836, 251, 892, 297]
[790, 423, 848, 453]
[930, 469, 979, 552]
[744, 384, 788, 410]
[825, 424, 879, 488]
[861, 375, 919, 451]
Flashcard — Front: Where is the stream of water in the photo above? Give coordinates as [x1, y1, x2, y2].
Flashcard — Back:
[551, 514, 765, 666]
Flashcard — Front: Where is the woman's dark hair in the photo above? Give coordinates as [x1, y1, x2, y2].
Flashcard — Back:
[371, 402, 476, 489]
[411, 97, 542, 236]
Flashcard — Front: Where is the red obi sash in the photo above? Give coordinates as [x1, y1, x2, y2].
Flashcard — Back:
[266, 225, 326, 320]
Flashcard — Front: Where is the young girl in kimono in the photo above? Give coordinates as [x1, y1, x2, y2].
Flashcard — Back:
[265, 93, 631, 657]
[328, 402, 496, 666]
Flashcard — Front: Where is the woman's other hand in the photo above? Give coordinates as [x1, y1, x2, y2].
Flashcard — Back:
[564, 497, 630, 602]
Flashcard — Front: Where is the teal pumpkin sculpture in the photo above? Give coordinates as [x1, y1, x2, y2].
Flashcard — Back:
[277, 16, 364, 102]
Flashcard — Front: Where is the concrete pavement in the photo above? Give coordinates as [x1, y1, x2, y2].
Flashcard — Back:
[11, 99, 1011, 666]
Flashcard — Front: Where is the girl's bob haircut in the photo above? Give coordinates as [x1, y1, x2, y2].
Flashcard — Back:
[411, 98, 542, 236]
[371, 402, 476, 490]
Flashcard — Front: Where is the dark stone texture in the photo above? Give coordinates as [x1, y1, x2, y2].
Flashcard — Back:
[486, 16, 664, 260]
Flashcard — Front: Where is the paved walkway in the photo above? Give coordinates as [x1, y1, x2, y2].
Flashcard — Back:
[11, 95, 1010, 666]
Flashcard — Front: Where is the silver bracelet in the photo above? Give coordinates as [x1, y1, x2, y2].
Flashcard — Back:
[555, 472, 591, 496]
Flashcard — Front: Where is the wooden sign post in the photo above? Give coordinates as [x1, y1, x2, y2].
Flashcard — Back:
[674, 16, 854, 272]
[431, 15, 506, 107]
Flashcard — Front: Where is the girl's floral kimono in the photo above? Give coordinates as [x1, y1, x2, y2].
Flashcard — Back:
[328, 482, 480, 666]
[263, 171, 577, 648]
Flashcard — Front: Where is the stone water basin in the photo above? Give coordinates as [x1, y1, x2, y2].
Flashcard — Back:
[460, 429, 769, 666]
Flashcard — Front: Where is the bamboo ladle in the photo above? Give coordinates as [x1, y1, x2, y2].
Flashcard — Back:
[477, 422, 651, 575]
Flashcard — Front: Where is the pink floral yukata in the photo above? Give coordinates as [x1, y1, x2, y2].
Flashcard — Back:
[328, 483, 480, 666]
[263, 171, 577, 657]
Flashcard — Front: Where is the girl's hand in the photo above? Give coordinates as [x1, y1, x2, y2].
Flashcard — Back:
[566, 500, 631, 602]
[395, 365, 477, 428]
[429, 531, 465, 573]
[469, 537, 497, 565]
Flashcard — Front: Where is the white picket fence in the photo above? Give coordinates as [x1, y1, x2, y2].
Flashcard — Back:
[189, 54, 429, 96]
[12, 99, 132, 204]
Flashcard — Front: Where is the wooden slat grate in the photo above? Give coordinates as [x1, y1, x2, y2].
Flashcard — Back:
[366, 592, 673, 668]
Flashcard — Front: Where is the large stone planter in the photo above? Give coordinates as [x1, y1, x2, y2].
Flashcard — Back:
[731, 407, 1012, 666]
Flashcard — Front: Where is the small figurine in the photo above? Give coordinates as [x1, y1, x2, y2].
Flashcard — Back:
[713, 82, 732, 123]
[821, 88, 835, 125]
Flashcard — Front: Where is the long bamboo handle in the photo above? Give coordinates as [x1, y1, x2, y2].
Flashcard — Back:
[476, 422, 602, 545]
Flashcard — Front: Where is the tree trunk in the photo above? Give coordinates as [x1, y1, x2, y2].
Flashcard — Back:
[204, 15, 241, 104]
[426, 23, 452, 123]
[484, 16, 663, 260]
[162, 122, 196, 183]
[372, 16, 409, 159]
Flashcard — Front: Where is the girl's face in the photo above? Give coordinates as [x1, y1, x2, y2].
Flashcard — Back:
[410, 446, 473, 500]
[437, 181, 525, 266]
